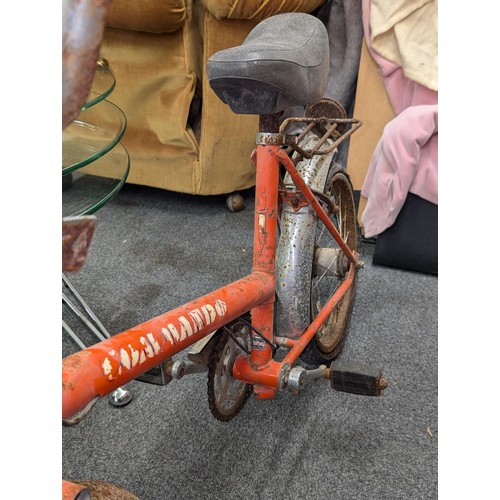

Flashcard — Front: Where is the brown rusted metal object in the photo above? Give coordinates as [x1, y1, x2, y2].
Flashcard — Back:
[62, 480, 89, 500]
[62, 216, 96, 272]
[279, 186, 337, 214]
[280, 116, 362, 159]
[280, 98, 362, 160]
[306, 98, 348, 134]
[62, 0, 112, 129]
[279, 189, 310, 211]
[70, 480, 139, 500]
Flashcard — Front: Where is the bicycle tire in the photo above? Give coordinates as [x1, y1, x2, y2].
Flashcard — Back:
[298, 166, 358, 366]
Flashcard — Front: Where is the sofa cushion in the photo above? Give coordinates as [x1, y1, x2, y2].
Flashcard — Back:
[97, 23, 200, 194]
[106, 0, 187, 33]
[202, 0, 326, 21]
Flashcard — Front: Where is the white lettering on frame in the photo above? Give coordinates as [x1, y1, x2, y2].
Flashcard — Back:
[102, 299, 228, 378]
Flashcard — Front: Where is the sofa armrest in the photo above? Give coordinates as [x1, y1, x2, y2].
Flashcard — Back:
[106, 0, 188, 33]
[202, 0, 326, 21]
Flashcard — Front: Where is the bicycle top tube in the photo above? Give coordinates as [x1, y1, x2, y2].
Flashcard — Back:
[207, 13, 330, 115]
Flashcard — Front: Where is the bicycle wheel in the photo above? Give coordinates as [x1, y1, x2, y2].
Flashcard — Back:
[299, 166, 358, 366]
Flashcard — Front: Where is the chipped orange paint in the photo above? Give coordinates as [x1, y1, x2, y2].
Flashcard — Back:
[250, 144, 280, 370]
[62, 139, 357, 423]
[62, 272, 274, 419]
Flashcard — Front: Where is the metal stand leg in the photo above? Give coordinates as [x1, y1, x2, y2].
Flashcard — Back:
[62, 273, 133, 407]
[62, 320, 86, 350]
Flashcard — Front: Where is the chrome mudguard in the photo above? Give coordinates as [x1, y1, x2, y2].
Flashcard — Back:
[275, 134, 336, 339]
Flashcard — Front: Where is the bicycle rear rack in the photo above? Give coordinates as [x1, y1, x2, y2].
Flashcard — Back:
[280, 115, 362, 160]
[279, 98, 362, 160]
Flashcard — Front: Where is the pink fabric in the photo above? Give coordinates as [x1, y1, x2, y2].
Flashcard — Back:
[360, 0, 438, 238]
[361, 105, 438, 238]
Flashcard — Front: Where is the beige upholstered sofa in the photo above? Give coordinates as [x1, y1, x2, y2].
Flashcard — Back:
[91, 0, 326, 199]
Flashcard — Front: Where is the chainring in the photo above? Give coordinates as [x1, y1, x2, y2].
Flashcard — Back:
[207, 321, 253, 422]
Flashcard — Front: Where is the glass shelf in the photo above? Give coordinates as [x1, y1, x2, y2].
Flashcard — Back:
[62, 142, 130, 217]
[62, 99, 127, 175]
[82, 63, 116, 110]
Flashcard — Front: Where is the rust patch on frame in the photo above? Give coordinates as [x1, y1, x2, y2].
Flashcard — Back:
[62, 272, 274, 420]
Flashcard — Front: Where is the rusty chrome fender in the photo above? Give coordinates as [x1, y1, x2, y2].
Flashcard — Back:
[275, 133, 336, 339]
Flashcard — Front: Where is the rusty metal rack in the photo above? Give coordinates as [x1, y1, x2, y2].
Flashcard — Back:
[279, 116, 362, 160]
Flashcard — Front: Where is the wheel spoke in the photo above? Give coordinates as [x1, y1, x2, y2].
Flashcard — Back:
[313, 265, 335, 289]
[315, 223, 335, 245]
[312, 277, 341, 312]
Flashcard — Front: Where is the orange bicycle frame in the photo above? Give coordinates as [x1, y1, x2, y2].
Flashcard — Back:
[62, 118, 358, 421]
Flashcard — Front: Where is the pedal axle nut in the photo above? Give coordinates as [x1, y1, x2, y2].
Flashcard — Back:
[288, 366, 307, 392]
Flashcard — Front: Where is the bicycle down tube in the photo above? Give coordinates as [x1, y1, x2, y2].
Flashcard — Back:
[62, 273, 275, 420]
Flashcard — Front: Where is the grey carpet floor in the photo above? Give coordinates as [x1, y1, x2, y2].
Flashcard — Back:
[62, 183, 438, 500]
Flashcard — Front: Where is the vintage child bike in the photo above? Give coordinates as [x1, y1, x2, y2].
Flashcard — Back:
[62, 11, 386, 435]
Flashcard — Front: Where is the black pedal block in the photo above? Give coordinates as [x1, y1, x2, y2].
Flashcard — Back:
[330, 361, 387, 396]
[135, 359, 173, 386]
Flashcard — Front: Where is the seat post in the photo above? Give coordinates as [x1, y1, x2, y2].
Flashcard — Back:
[249, 114, 281, 398]
[259, 113, 281, 133]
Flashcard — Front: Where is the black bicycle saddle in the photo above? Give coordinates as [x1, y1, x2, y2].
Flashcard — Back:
[207, 13, 330, 115]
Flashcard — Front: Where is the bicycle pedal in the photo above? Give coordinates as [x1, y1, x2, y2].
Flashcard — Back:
[329, 361, 387, 397]
[135, 359, 173, 386]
